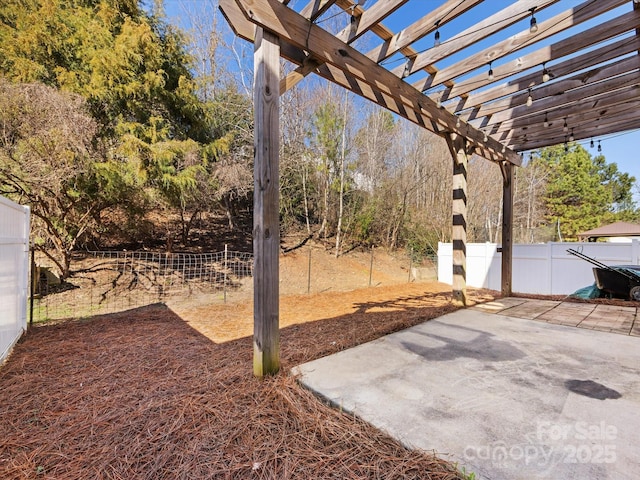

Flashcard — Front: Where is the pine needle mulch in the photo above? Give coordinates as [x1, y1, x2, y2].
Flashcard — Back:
[0, 288, 496, 479]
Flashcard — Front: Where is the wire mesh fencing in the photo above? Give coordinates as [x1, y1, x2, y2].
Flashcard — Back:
[31, 248, 253, 323]
[30, 246, 439, 323]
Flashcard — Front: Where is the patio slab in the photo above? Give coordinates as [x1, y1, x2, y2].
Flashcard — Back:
[579, 305, 636, 334]
[470, 297, 527, 313]
[536, 302, 597, 327]
[496, 298, 560, 319]
[295, 309, 640, 480]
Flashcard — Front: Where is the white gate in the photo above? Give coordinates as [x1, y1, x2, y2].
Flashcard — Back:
[0, 196, 30, 363]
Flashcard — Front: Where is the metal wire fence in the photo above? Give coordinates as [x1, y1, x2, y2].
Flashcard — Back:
[31, 248, 253, 323]
[30, 247, 438, 323]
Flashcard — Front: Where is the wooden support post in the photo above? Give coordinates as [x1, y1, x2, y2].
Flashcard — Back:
[501, 161, 514, 297]
[253, 27, 280, 377]
[445, 134, 468, 306]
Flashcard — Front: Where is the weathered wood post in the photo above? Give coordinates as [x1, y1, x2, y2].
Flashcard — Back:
[253, 27, 280, 376]
[501, 161, 514, 296]
[446, 134, 468, 306]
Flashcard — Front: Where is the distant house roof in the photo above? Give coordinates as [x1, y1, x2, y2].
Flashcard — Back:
[577, 222, 640, 241]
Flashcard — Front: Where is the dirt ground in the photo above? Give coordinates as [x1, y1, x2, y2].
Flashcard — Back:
[0, 247, 496, 479]
[170, 247, 440, 343]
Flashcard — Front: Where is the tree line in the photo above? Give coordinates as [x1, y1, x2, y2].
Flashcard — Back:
[0, 0, 636, 278]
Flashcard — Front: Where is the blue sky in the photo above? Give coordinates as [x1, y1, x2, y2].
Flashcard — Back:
[163, 0, 640, 185]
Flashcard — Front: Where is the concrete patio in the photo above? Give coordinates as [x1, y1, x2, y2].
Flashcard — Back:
[294, 299, 640, 480]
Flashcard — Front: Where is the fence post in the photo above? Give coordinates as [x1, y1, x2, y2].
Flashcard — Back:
[307, 248, 311, 294]
[369, 246, 374, 287]
[223, 244, 228, 304]
[29, 243, 35, 326]
[547, 242, 554, 295]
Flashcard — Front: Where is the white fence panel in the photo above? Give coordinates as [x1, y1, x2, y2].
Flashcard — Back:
[437, 242, 500, 290]
[512, 244, 550, 294]
[438, 241, 640, 295]
[0, 196, 30, 363]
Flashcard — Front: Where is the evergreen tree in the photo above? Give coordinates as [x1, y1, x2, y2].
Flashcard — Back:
[536, 144, 636, 240]
[0, 0, 246, 256]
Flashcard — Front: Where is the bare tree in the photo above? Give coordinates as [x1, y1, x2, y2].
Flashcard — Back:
[514, 154, 549, 243]
[0, 81, 136, 277]
[467, 157, 503, 242]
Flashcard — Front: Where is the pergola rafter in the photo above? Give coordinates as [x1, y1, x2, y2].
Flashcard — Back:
[220, 0, 640, 375]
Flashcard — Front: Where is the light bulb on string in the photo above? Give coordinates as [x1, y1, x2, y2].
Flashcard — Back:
[590, 138, 594, 148]
[488, 61, 494, 81]
[543, 113, 549, 128]
[542, 63, 550, 83]
[598, 141, 602, 153]
[434, 20, 441, 47]
[569, 128, 574, 142]
[529, 8, 538, 33]
[526, 88, 533, 107]
[563, 118, 568, 132]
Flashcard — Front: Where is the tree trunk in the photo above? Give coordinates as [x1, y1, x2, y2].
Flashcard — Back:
[335, 91, 348, 258]
[223, 194, 236, 230]
[301, 165, 311, 235]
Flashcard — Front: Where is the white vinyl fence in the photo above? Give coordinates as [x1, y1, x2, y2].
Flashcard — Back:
[0, 196, 30, 363]
[438, 241, 640, 295]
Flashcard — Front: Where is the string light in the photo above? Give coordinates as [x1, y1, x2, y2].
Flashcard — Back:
[488, 61, 494, 81]
[434, 20, 441, 47]
[526, 88, 533, 107]
[569, 128, 574, 142]
[590, 138, 594, 148]
[542, 62, 550, 83]
[543, 113, 549, 128]
[402, 59, 411, 78]
[564, 137, 569, 152]
[529, 8, 538, 33]
[456, 116, 461, 128]
[563, 118, 568, 132]
[598, 140, 602, 153]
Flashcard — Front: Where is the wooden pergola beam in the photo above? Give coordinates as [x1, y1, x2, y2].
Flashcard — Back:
[417, 0, 629, 90]
[230, 0, 521, 165]
[445, 133, 470, 306]
[366, 0, 483, 64]
[502, 100, 640, 145]
[398, 0, 558, 79]
[501, 162, 513, 297]
[443, 8, 640, 104]
[473, 71, 640, 130]
[513, 117, 640, 151]
[300, 0, 337, 20]
[462, 54, 640, 122]
[280, 0, 407, 94]
[253, 27, 281, 376]
[453, 34, 640, 113]
[488, 83, 640, 134]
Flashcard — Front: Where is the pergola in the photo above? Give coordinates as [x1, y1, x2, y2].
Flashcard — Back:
[219, 0, 640, 375]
